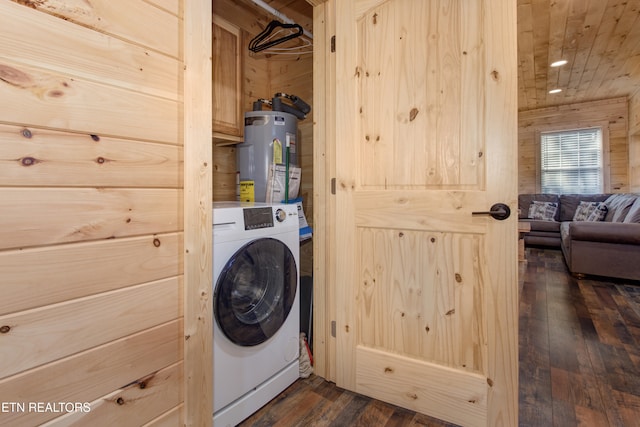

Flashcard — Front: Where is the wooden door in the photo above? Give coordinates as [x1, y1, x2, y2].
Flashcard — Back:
[333, 0, 518, 426]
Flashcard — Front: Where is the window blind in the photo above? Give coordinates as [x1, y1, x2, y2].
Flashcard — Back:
[540, 127, 602, 194]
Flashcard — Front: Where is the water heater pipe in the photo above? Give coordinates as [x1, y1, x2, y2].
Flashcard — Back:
[250, 0, 313, 40]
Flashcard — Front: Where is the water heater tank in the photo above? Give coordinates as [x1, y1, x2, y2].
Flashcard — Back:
[237, 111, 298, 202]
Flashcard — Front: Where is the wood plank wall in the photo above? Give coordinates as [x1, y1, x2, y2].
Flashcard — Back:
[518, 97, 629, 194]
[631, 91, 640, 133]
[629, 91, 640, 192]
[0, 1, 185, 425]
[213, 3, 315, 276]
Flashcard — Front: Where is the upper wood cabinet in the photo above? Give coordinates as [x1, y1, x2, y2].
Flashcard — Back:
[213, 16, 243, 141]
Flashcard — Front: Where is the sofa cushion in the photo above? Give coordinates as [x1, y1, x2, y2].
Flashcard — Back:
[524, 234, 561, 247]
[559, 194, 610, 222]
[568, 221, 640, 245]
[528, 230, 563, 239]
[526, 219, 561, 233]
[623, 197, 640, 223]
[604, 193, 637, 222]
[518, 194, 560, 219]
[573, 201, 608, 221]
[528, 201, 558, 221]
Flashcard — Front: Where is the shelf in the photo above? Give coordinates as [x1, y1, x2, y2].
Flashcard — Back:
[213, 132, 243, 146]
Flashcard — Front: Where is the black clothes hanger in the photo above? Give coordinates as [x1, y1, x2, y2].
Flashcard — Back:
[248, 20, 304, 53]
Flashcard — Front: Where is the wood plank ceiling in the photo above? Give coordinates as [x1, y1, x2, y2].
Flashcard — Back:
[225, 1, 640, 112]
[518, 0, 640, 111]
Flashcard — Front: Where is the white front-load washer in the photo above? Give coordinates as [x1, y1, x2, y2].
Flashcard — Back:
[212, 201, 300, 427]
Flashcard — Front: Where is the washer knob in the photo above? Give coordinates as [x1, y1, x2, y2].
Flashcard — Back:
[275, 208, 287, 222]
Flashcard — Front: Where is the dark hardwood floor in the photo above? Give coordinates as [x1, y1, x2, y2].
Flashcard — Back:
[518, 248, 640, 426]
[238, 248, 640, 426]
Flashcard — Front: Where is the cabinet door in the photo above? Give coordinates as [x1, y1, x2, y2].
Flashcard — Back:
[213, 16, 243, 137]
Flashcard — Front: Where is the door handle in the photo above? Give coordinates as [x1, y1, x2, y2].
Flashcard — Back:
[472, 203, 511, 221]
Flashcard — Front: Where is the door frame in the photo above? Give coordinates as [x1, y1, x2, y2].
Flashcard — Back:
[311, 0, 336, 382]
[184, 1, 213, 426]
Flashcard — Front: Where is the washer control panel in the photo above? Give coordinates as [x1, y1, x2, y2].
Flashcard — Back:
[243, 207, 274, 230]
[214, 202, 297, 235]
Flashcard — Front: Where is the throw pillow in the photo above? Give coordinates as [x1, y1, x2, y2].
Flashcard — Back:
[586, 203, 608, 221]
[528, 201, 558, 221]
[623, 197, 640, 223]
[604, 194, 637, 222]
[572, 201, 607, 221]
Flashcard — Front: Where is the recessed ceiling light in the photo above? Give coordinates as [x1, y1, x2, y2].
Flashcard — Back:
[549, 89, 562, 94]
[551, 60, 568, 67]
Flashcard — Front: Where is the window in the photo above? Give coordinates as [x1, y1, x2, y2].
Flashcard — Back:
[540, 127, 603, 194]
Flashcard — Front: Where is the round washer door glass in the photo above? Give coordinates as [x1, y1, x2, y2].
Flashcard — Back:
[214, 237, 297, 346]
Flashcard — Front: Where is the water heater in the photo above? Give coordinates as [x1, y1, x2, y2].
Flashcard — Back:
[237, 110, 298, 202]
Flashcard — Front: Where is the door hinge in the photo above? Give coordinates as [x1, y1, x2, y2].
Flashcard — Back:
[331, 320, 336, 337]
[331, 35, 336, 53]
[331, 177, 336, 195]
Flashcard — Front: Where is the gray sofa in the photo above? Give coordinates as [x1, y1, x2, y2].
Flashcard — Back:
[518, 193, 640, 280]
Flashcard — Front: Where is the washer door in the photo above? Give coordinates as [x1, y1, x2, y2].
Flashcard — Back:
[214, 237, 297, 346]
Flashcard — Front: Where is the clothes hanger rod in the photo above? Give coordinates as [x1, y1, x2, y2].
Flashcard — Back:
[249, 0, 313, 40]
